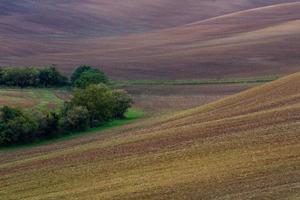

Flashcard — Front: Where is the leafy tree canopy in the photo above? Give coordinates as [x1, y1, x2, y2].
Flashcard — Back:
[71, 65, 108, 87]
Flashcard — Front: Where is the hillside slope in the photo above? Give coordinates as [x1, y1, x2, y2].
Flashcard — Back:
[1, 2, 299, 79]
[0, 0, 297, 37]
[1, 72, 299, 199]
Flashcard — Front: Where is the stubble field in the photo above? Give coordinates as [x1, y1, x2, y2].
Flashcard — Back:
[0, 72, 299, 199]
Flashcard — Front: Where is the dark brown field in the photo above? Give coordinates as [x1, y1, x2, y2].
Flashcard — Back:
[0, 1, 299, 79]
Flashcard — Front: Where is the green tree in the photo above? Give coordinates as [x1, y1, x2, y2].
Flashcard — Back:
[38, 66, 68, 86]
[2, 67, 39, 88]
[5, 115, 38, 144]
[37, 111, 61, 138]
[71, 65, 108, 86]
[0, 106, 38, 145]
[0, 66, 67, 88]
[112, 90, 133, 119]
[74, 70, 108, 88]
[70, 84, 114, 126]
[0, 69, 4, 84]
[71, 65, 92, 83]
[0, 106, 23, 122]
[62, 106, 90, 131]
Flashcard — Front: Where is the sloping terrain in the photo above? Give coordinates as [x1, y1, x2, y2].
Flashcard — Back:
[1, 1, 299, 79]
[1, 72, 299, 199]
[126, 84, 252, 114]
[0, 0, 297, 37]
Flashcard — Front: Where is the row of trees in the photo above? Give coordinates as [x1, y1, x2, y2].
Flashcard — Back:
[0, 67, 68, 88]
[0, 84, 132, 146]
[0, 65, 109, 88]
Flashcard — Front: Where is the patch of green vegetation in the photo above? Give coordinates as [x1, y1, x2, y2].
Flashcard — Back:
[30, 89, 65, 110]
[0, 88, 65, 111]
[0, 66, 68, 88]
[0, 108, 143, 151]
[112, 75, 280, 87]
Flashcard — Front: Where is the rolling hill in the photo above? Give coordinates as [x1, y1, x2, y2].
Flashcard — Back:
[1, 0, 298, 37]
[1, 71, 299, 199]
[0, 1, 299, 79]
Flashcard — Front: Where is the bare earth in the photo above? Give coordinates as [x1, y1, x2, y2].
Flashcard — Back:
[0, 72, 299, 199]
[0, 1, 299, 79]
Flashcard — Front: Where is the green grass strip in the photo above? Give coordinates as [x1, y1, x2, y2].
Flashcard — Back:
[112, 75, 280, 87]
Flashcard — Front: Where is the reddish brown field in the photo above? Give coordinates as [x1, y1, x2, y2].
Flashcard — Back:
[1, 0, 295, 36]
[0, 1, 299, 79]
[0, 72, 299, 200]
[1, 1, 299, 199]
[127, 84, 253, 114]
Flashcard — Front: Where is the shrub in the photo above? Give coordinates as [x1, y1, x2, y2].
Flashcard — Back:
[2, 67, 39, 88]
[71, 65, 92, 84]
[5, 115, 38, 144]
[71, 65, 108, 87]
[0, 69, 5, 84]
[112, 90, 133, 119]
[74, 70, 108, 88]
[37, 111, 61, 139]
[0, 106, 23, 122]
[0, 66, 68, 88]
[38, 66, 68, 86]
[61, 106, 90, 131]
[0, 106, 38, 145]
[70, 84, 115, 125]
